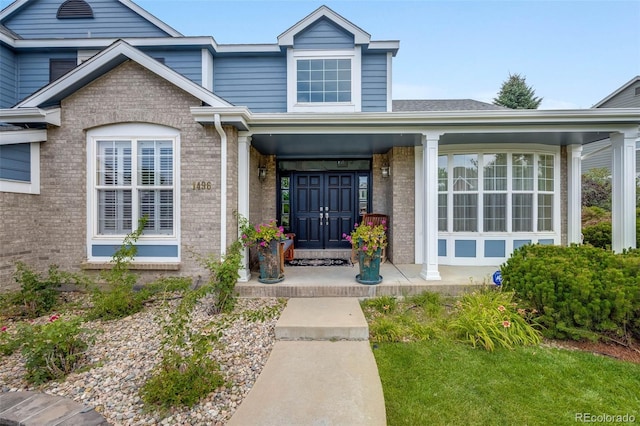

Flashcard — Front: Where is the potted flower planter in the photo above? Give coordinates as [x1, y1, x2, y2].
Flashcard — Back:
[257, 239, 284, 284]
[356, 247, 383, 285]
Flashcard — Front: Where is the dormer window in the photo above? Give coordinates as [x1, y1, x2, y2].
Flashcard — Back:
[287, 49, 361, 113]
[57, 0, 94, 19]
[297, 59, 351, 103]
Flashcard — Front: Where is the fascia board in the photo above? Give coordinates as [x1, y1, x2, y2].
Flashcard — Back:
[191, 106, 252, 130]
[116, 0, 183, 37]
[246, 109, 640, 128]
[0, 128, 47, 145]
[0, 0, 28, 21]
[9, 36, 218, 50]
[17, 41, 231, 109]
[0, 107, 60, 125]
[278, 5, 371, 46]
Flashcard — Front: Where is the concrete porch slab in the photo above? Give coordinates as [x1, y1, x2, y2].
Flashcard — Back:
[236, 263, 500, 298]
[275, 298, 368, 340]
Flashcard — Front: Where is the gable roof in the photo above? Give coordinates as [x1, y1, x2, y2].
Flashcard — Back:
[0, 0, 182, 37]
[17, 40, 231, 109]
[278, 5, 371, 46]
[393, 99, 507, 112]
[593, 75, 640, 108]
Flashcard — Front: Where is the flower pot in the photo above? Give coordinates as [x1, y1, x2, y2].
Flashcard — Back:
[356, 247, 382, 285]
[257, 240, 284, 284]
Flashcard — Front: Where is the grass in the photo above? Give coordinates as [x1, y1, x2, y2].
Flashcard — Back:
[363, 293, 640, 426]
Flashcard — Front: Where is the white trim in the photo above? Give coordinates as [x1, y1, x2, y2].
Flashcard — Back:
[201, 49, 213, 91]
[386, 51, 393, 112]
[0, 129, 46, 145]
[567, 144, 582, 244]
[0, 142, 40, 194]
[277, 5, 371, 46]
[237, 133, 252, 282]
[436, 145, 562, 265]
[610, 131, 637, 252]
[287, 48, 361, 113]
[414, 145, 423, 263]
[85, 123, 181, 262]
[0, 108, 60, 126]
[420, 132, 441, 280]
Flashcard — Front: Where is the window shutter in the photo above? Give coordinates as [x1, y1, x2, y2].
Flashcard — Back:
[57, 0, 94, 19]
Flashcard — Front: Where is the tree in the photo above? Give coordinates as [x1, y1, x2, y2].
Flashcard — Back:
[493, 73, 542, 109]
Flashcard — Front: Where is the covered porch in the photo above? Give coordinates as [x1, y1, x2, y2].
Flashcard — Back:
[235, 263, 499, 298]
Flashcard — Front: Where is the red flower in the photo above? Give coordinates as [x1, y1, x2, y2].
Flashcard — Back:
[49, 314, 60, 322]
[1, 326, 7, 332]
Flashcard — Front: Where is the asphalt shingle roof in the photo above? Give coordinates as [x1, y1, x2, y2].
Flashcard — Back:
[392, 99, 507, 112]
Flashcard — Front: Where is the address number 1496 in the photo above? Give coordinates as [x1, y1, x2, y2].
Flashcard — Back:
[192, 181, 212, 190]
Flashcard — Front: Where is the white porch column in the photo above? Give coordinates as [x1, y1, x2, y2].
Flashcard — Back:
[237, 133, 252, 281]
[567, 144, 583, 244]
[420, 132, 442, 281]
[611, 131, 637, 252]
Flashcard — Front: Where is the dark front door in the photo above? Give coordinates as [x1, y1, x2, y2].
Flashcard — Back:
[293, 172, 356, 249]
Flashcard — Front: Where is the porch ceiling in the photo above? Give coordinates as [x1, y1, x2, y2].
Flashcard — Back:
[249, 131, 611, 157]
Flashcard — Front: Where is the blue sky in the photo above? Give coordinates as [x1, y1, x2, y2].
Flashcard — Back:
[3, 0, 639, 109]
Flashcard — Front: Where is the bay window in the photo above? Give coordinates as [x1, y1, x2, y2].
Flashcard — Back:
[438, 150, 557, 234]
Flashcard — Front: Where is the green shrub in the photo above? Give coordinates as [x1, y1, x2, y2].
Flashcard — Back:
[198, 240, 243, 314]
[140, 354, 223, 409]
[19, 315, 95, 384]
[87, 219, 147, 320]
[501, 244, 640, 340]
[0, 324, 22, 356]
[1, 263, 68, 318]
[448, 289, 541, 351]
[582, 221, 612, 249]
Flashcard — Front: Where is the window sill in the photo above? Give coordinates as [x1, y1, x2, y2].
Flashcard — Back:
[81, 262, 181, 271]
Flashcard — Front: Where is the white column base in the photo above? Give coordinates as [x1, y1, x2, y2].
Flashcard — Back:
[420, 264, 442, 281]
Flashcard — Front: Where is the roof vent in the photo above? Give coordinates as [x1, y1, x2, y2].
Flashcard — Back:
[57, 0, 94, 19]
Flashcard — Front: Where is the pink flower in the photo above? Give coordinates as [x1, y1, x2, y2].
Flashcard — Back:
[502, 320, 511, 328]
[497, 305, 506, 312]
[354, 222, 359, 228]
[49, 314, 60, 322]
[342, 233, 347, 238]
[260, 241, 267, 247]
[381, 219, 387, 225]
[367, 221, 373, 226]
[361, 245, 368, 252]
[1, 326, 7, 332]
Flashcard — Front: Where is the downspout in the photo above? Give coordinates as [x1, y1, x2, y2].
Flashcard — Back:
[214, 114, 227, 256]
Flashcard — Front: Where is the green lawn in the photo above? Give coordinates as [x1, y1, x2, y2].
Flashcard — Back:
[374, 339, 640, 426]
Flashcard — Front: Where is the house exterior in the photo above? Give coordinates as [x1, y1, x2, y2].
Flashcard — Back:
[1, 0, 638, 290]
[582, 76, 640, 174]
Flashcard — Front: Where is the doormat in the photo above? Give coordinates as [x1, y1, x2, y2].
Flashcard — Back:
[285, 258, 352, 267]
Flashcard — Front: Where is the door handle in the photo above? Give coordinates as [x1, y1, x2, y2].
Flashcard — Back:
[324, 211, 329, 226]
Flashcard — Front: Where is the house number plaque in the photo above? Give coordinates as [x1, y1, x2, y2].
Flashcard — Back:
[192, 181, 212, 190]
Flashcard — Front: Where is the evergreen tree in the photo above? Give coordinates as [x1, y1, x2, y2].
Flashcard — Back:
[493, 73, 543, 109]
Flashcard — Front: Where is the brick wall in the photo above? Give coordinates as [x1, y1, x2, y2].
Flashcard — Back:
[0, 60, 239, 290]
[389, 146, 415, 263]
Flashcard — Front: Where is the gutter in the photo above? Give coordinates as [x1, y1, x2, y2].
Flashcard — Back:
[214, 114, 227, 257]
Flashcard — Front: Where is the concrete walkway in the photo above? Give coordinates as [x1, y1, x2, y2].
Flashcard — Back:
[228, 298, 386, 426]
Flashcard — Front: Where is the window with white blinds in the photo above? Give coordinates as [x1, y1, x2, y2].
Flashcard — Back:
[438, 151, 557, 234]
[96, 139, 174, 236]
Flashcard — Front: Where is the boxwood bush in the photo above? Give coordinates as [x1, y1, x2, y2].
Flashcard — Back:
[501, 244, 640, 341]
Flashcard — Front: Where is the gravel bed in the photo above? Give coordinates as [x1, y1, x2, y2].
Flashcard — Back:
[0, 296, 285, 425]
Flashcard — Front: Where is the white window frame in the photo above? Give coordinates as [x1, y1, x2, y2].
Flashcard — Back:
[287, 48, 362, 113]
[438, 144, 561, 264]
[0, 138, 41, 195]
[86, 123, 181, 262]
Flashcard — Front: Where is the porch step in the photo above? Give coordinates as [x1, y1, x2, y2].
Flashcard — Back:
[275, 298, 368, 340]
[294, 249, 352, 259]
